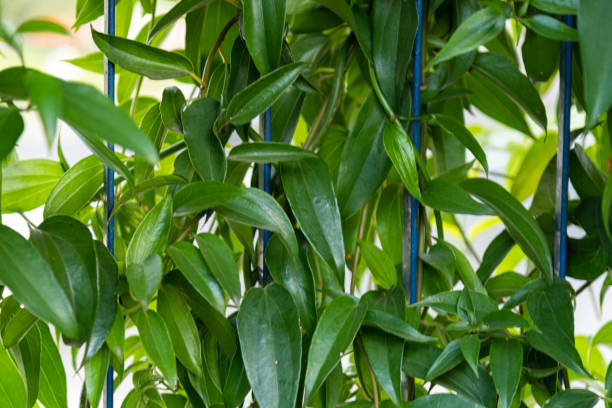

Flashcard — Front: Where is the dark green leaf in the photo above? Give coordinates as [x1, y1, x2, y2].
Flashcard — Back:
[383, 120, 421, 199]
[462, 178, 553, 283]
[303, 296, 366, 404]
[376, 185, 403, 265]
[134, 310, 177, 386]
[412, 290, 461, 314]
[460, 335, 480, 378]
[183, 98, 226, 181]
[1, 159, 63, 213]
[126, 196, 173, 265]
[482, 310, 530, 330]
[430, 7, 505, 66]
[243, 0, 286, 73]
[431, 114, 488, 173]
[542, 389, 599, 408]
[490, 339, 522, 408]
[531, 0, 577, 14]
[408, 394, 485, 408]
[160, 86, 186, 133]
[91, 28, 193, 80]
[237, 284, 302, 408]
[436, 363, 497, 408]
[361, 327, 403, 405]
[196, 233, 241, 303]
[426, 339, 463, 381]
[228, 142, 317, 163]
[84, 346, 109, 408]
[281, 157, 345, 281]
[423, 177, 492, 215]
[0, 107, 23, 161]
[38, 323, 67, 408]
[522, 29, 558, 83]
[362, 309, 435, 343]
[522, 15, 578, 41]
[173, 181, 240, 216]
[149, 0, 214, 42]
[476, 231, 514, 282]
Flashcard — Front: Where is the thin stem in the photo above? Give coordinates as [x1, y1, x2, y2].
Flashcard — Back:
[350, 202, 369, 295]
[356, 336, 379, 408]
[129, 77, 144, 119]
[200, 15, 239, 97]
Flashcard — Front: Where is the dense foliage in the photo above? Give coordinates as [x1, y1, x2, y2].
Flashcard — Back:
[0, 0, 612, 407]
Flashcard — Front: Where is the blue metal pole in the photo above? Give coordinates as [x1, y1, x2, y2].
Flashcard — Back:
[407, 0, 423, 304]
[104, 0, 115, 407]
[259, 107, 272, 284]
[555, 15, 575, 280]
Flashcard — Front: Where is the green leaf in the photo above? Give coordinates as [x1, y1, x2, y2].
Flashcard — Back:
[91, 28, 193, 80]
[449, 243, 487, 295]
[64, 52, 119, 74]
[542, 389, 599, 408]
[25, 70, 61, 145]
[243, 0, 286, 74]
[238, 284, 301, 408]
[126, 254, 162, 308]
[133, 310, 178, 387]
[522, 15, 578, 41]
[412, 290, 461, 314]
[228, 142, 317, 163]
[426, 339, 463, 381]
[482, 310, 530, 331]
[422, 177, 492, 215]
[11, 324, 41, 408]
[0, 225, 78, 339]
[75, 133, 135, 186]
[38, 323, 67, 408]
[408, 394, 486, 408]
[376, 185, 403, 265]
[383, 120, 421, 200]
[0, 107, 23, 161]
[362, 309, 435, 343]
[431, 114, 488, 173]
[430, 7, 505, 66]
[160, 86, 186, 133]
[477, 232, 515, 283]
[149, 0, 214, 42]
[531, 0, 577, 14]
[303, 296, 366, 404]
[371, 0, 417, 110]
[437, 363, 497, 408]
[158, 285, 202, 376]
[84, 346, 109, 408]
[195, 233, 241, 303]
[0, 345, 27, 408]
[361, 327, 402, 405]
[281, 158, 345, 280]
[44, 155, 104, 218]
[60, 80, 158, 163]
[522, 29, 558, 83]
[167, 241, 225, 313]
[1, 307, 37, 348]
[460, 335, 480, 378]
[336, 94, 391, 218]
[173, 181, 241, 216]
[226, 62, 308, 125]
[223, 348, 251, 408]
[183, 98, 226, 182]
[126, 196, 173, 265]
[359, 240, 397, 288]
[2, 159, 63, 213]
[461, 178, 553, 283]
[473, 53, 547, 132]
[490, 339, 522, 408]
[104, 309, 124, 364]
[16, 18, 69, 35]
[512, 133, 557, 202]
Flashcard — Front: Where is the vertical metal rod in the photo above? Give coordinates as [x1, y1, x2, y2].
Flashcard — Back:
[406, 0, 424, 304]
[103, 0, 115, 407]
[259, 107, 272, 284]
[554, 15, 575, 280]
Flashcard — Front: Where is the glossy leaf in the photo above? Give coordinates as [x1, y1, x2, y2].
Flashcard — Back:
[482, 310, 530, 331]
[149, 0, 214, 42]
[243, 0, 286, 74]
[2, 159, 63, 213]
[183, 98, 225, 181]
[426, 339, 463, 381]
[431, 114, 488, 173]
[226, 62, 308, 125]
[134, 310, 178, 386]
[126, 196, 173, 265]
[158, 285, 202, 376]
[490, 339, 522, 408]
[228, 142, 317, 163]
[362, 309, 435, 343]
[11, 324, 41, 408]
[423, 177, 492, 215]
[173, 181, 241, 216]
[522, 15, 578, 41]
[460, 335, 480, 378]
[383, 120, 421, 199]
[462, 178, 553, 283]
[0, 107, 23, 161]
[167, 241, 225, 313]
[542, 389, 599, 408]
[281, 158, 345, 280]
[359, 240, 397, 288]
[160, 86, 186, 133]
[84, 346, 109, 408]
[44, 155, 104, 218]
[126, 254, 162, 308]
[237, 284, 302, 408]
[303, 296, 367, 404]
[195, 233, 241, 303]
[430, 7, 505, 66]
[531, 0, 577, 14]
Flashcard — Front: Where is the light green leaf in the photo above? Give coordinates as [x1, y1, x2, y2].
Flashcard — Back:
[0, 345, 27, 408]
[226, 62, 308, 125]
[462, 178, 553, 283]
[430, 7, 505, 66]
[195, 233, 241, 303]
[522, 15, 578, 41]
[44, 155, 104, 218]
[2, 307, 37, 348]
[0, 107, 23, 161]
[228, 142, 317, 163]
[126, 254, 162, 308]
[490, 339, 522, 408]
[358, 240, 397, 289]
[126, 196, 173, 265]
[11, 324, 41, 408]
[243, 0, 286, 74]
[38, 323, 67, 408]
[2, 159, 63, 213]
[237, 284, 302, 408]
[512, 133, 557, 201]
[303, 296, 366, 404]
[133, 310, 177, 387]
[16, 18, 69, 35]
[531, 0, 577, 14]
[25, 71, 61, 145]
[281, 158, 345, 281]
[383, 120, 421, 200]
[91, 28, 193, 80]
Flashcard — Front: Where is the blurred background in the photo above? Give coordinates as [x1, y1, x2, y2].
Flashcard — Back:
[0, 0, 609, 406]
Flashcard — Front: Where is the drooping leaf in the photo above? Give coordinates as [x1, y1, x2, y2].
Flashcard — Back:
[24, 71, 61, 145]
[362, 309, 435, 343]
[0, 107, 23, 161]
[195, 233, 241, 303]
[160, 86, 186, 133]
[44, 155, 104, 218]
[281, 158, 345, 281]
[38, 323, 67, 408]
[228, 142, 317, 163]
[225, 62, 308, 125]
[133, 310, 178, 386]
[243, 0, 286, 74]
[383, 120, 421, 199]
[522, 15, 578, 41]
[460, 335, 481, 378]
[11, 324, 40, 408]
[522, 29, 558, 83]
[182, 98, 225, 181]
[461, 178, 553, 283]
[16, 18, 69, 35]
[430, 7, 505, 66]
[149, 0, 214, 42]
[91, 28, 193, 80]
[237, 284, 302, 408]
[1, 159, 63, 213]
[412, 290, 461, 314]
[303, 296, 367, 404]
[426, 339, 464, 381]
[126, 196, 173, 265]
[84, 346, 109, 408]
[359, 240, 397, 289]
[490, 338, 523, 408]
[482, 310, 530, 331]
